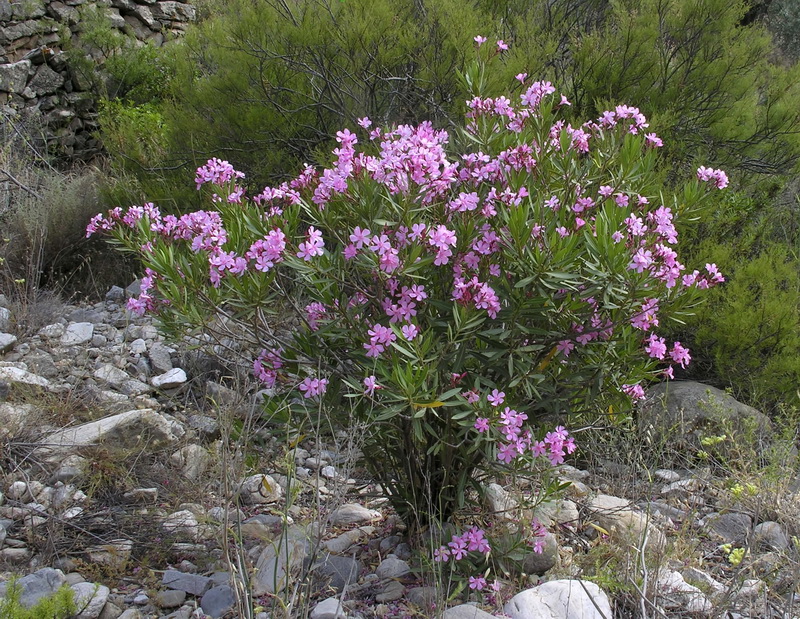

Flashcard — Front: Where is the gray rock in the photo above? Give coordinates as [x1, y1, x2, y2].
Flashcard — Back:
[375, 555, 410, 580]
[200, 585, 236, 618]
[588, 494, 666, 553]
[329, 503, 381, 526]
[117, 610, 142, 619]
[187, 414, 219, 437]
[238, 474, 282, 504]
[170, 444, 211, 481]
[753, 520, 789, 550]
[251, 526, 310, 596]
[105, 286, 125, 302]
[61, 322, 94, 345]
[93, 364, 132, 388]
[23, 351, 58, 378]
[640, 381, 772, 449]
[0, 307, 9, 331]
[38, 323, 65, 339]
[504, 580, 612, 619]
[119, 378, 152, 397]
[484, 482, 518, 519]
[28, 63, 64, 95]
[521, 530, 558, 575]
[0, 567, 66, 607]
[151, 367, 187, 389]
[312, 554, 361, 593]
[155, 588, 186, 608]
[406, 586, 438, 611]
[442, 605, 497, 619]
[150, 1, 196, 21]
[704, 511, 752, 544]
[681, 567, 726, 600]
[239, 514, 284, 540]
[148, 342, 173, 373]
[0, 60, 31, 93]
[72, 582, 110, 619]
[84, 539, 133, 568]
[129, 338, 147, 355]
[324, 526, 374, 554]
[11, 0, 45, 18]
[36, 409, 181, 460]
[310, 596, 347, 619]
[162, 510, 207, 541]
[375, 580, 405, 602]
[162, 569, 212, 596]
[0, 333, 16, 353]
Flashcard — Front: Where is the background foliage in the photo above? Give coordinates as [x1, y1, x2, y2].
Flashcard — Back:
[24, 0, 800, 412]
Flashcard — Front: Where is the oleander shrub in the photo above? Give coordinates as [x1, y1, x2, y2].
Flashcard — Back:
[89, 43, 728, 545]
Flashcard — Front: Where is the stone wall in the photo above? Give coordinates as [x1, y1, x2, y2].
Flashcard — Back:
[0, 0, 195, 160]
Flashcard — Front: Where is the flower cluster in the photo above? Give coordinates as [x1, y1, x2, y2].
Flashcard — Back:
[697, 166, 729, 189]
[253, 348, 284, 388]
[195, 157, 245, 190]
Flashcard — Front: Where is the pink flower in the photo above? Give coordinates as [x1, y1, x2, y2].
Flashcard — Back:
[474, 417, 490, 433]
[474, 35, 487, 45]
[487, 389, 505, 407]
[469, 576, 487, 590]
[363, 375, 381, 395]
[433, 546, 450, 562]
[464, 389, 480, 404]
[515, 73, 528, 83]
[401, 323, 419, 340]
[622, 383, 646, 401]
[670, 341, 691, 368]
[496, 40, 508, 51]
[298, 376, 328, 398]
[357, 117, 372, 129]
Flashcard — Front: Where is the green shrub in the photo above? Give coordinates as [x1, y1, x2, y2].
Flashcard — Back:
[89, 47, 727, 534]
[0, 580, 76, 619]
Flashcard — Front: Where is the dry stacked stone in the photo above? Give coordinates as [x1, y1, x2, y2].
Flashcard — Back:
[0, 0, 195, 160]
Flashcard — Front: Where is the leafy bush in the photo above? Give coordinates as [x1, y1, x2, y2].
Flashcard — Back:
[99, 0, 800, 206]
[89, 42, 726, 542]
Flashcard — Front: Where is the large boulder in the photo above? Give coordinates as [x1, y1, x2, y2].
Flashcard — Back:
[639, 381, 772, 449]
[504, 580, 613, 619]
[35, 409, 183, 461]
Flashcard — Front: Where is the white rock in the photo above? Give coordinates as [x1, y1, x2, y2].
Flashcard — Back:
[7, 481, 29, 501]
[588, 494, 666, 552]
[129, 338, 147, 355]
[0, 365, 50, 388]
[321, 465, 337, 479]
[38, 323, 65, 339]
[656, 569, 712, 613]
[93, 364, 131, 388]
[504, 580, 613, 619]
[170, 444, 211, 481]
[36, 409, 181, 461]
[485, 482, 519, 519]
[61, 322, 94, 346]
[311, 596, 348, 619]
[162, 510, 205, 541]
[329, 503, 381, 526]
[151, 368, 187, 389]
[71, 582, 110, 619]
[239, 474, 283, 504]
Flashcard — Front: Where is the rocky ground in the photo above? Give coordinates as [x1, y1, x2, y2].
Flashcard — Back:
[0, 288, 799, 618]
